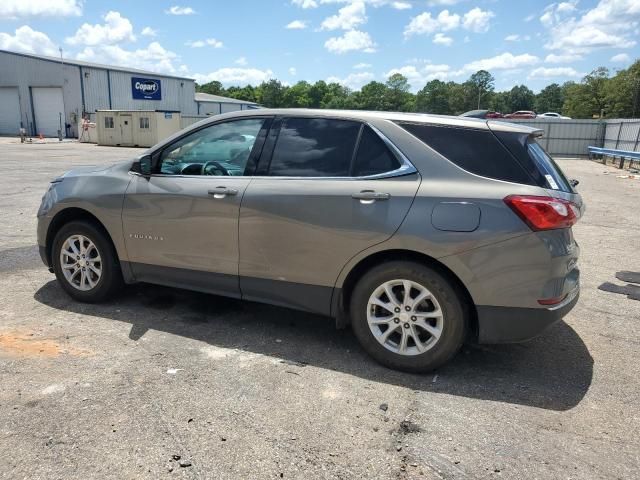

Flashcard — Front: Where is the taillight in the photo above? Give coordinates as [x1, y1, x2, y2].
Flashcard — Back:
[504, 195, 579, 231]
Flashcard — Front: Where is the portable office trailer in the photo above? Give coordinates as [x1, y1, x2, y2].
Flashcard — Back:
[96, 110, 181, 147]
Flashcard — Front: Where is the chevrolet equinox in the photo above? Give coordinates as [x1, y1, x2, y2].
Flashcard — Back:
[37, 110, 582, 372]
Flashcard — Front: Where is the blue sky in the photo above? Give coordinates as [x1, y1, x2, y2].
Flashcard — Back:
[1, 0, 639, 92]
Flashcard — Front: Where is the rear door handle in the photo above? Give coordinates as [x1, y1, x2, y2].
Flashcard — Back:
[208, 186, 238, 198]
[352, 190, 391, 204]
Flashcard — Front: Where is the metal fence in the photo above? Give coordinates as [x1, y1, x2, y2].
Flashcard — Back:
[497, 118, 605, 157]
[603, 119, 640, 152]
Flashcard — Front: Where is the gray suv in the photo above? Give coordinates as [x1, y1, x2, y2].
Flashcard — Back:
[37, 110, 582, 372]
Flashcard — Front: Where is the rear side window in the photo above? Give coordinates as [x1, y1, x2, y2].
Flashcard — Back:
[397, 123, 533, 185]
[268, 117, 360, 177]
[494, 132, 574, 193]
[352, 126, 400, 177]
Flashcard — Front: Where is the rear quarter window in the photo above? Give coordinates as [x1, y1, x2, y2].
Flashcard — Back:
[397, 123, 534, 185]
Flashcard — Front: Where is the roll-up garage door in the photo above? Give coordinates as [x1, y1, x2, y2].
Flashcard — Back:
[32, 87, 65, 137]
[0, 87, 21, 135]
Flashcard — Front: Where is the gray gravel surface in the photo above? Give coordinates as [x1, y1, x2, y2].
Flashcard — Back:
[0, 139, 639, 479]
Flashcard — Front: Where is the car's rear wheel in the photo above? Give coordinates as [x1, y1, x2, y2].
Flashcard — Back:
[350, 261, 467, 373]
[51, 221, 123, 302]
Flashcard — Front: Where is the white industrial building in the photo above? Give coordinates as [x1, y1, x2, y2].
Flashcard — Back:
[0, 49, 260, 138]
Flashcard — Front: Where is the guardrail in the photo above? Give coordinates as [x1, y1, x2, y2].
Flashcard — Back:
[588, 146, 640, 170]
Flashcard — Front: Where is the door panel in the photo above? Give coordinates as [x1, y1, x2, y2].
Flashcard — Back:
[121, 116, 270, 297]
[122, 175, 251, 296]
[239, 174, 420, 313]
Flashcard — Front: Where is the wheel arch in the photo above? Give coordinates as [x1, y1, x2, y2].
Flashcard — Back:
[45, 208, 117, 268]
[333, 249, 478, 339]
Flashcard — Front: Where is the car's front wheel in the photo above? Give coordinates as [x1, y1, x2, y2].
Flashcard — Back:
[350, 261, 467, 373]
[51, 220, 123, 302]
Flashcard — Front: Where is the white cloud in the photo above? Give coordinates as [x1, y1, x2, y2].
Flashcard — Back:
[427, 0, 463, 5]
[185, 38, 223, 48]
[76, 42, 181, 75]
[463, 52, 540, 72]
[528, 67, 582, 78]
[165, 5, 196, 15]
[462, 7, 494, 33]
[292, 0, 318, 8]
[543, 0, 640, 53]
[405, 7, 491, 37]
[289, 67, 297, 75]
[437, 10, 460, 31]
[404, 12, 439, 36]
[611, 53, 631, 63]
[353, 62, 372, 69]
[235, 57, 248, 66]
[433, 33, 453, 46]
[327, 71, 375, 89]
[325, 30, 376, 53]
[391, 2, 411, 9]
[286, 20, 308, 29]
[0, 0, 82, 19]
[193, 67, 274, 86]
[66, 11, 135, 46]
[505, 34, 530, 42]
[0, 25, 58, 56]
[545, 53, 582, 63]
[141, 27, 157, 37]
[384, 63, 453, 90]
[321, 1, 367, 31]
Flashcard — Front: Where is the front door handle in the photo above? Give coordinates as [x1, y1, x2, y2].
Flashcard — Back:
[208, 186, 238, 199]
[352, 190, 391, 204]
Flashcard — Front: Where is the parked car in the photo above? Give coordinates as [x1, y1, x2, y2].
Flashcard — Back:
[539, 112, 572, 119]
[37, 110, 583, 372]
[504, 110, 537, 119]
[460, 109, 504, 119]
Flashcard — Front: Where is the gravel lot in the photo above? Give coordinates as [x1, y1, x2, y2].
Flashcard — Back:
[1, 138, 639, 479]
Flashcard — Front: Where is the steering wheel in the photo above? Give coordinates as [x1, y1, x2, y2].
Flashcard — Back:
[201, 161, 230, 176]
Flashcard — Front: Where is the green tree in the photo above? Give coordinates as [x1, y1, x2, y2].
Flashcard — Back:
[467, 70, 495, 109]
[605, 60, 640, 118]
[259, 79, 287, 107]
[283, 81, 312, 108]
[197, 80, 224, 95]
[562, 83, 594, 118]
[358, 81, 389, 110]
[534, 83, 564, 113]
[385, 73, 414, 111]
[321, 82, 352, 109]
[506, 85, 535, 112]
[308, 80, 329, 108]
[415, 80, 451, 114]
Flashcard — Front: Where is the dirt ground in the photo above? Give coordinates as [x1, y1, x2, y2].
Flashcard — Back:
[1, 139, 639, 479]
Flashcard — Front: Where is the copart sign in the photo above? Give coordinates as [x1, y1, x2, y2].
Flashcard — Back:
[131, 77, 162, 100]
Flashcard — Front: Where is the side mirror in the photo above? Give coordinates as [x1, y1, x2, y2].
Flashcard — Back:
[132, 154, 152, 176]
[570, 178, 579, 188]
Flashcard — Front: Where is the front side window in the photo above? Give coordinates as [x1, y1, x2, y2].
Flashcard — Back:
[104, 116, 114, 129]
[268, 117, 360, 177]
[159, 118, 265, 176]
[139, 117, 150, 129]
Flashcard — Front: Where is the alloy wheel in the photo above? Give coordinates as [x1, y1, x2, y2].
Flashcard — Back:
[59, 234, 102, 291]
[366, 279, 444, 356]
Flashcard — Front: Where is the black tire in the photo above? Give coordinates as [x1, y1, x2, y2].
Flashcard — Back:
[51, 220, 123, 303]
[350, 261, 467, 373]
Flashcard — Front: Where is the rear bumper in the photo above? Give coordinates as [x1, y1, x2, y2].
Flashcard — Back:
[476, 286, 579, 343]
